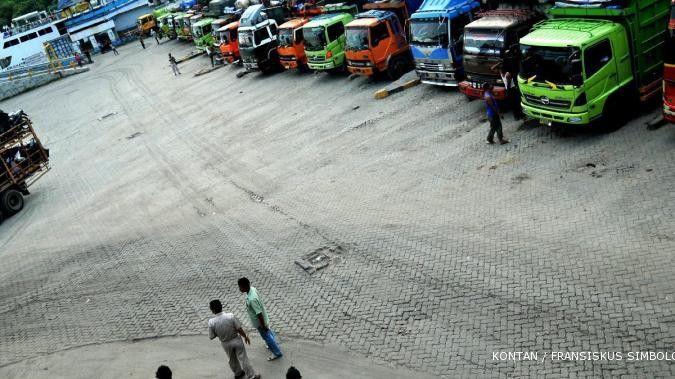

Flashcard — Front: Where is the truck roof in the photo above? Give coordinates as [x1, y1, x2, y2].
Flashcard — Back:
[217, 20, 239, 32]
[304, 13, 351, 27]
[279, 17, 309, 29]
[466, 10, 541, 30]
[411, 0, 478, 20]
[194, 18, 215, 27]
[348, 9, 396, 27]
[520, 19, 619, 47]
[347, 17, 380, 27]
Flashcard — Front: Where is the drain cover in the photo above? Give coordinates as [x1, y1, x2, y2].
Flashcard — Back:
[295, 244, 344, 274]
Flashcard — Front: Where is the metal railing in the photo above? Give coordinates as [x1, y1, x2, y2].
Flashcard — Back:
[0, 56, 79, 82]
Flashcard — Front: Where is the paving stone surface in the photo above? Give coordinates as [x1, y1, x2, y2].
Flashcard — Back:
[1, 41, 674, 378]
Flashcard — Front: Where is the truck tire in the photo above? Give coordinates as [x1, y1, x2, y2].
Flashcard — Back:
[387, 55, 407, 81]
[0, 189, 24, 215]
[599, 93, 626, 132]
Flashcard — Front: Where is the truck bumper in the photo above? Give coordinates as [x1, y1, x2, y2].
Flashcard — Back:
[308, 60, 336, 71]
[459, 81, 507, 100]
[347, 66, 374, 76]
[416, 69, 458, 87]
[281, 60, 299, 70]
[665, 104, 675, 123]
[522, 103, 590, 125]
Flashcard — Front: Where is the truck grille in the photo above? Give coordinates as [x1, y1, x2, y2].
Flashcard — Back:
[308, 55, 325, 63]
[524, 94, 571, 110]
[416, 62, 444, 72]
[279, 54, 296, 61]
[348, 60, 370, 67]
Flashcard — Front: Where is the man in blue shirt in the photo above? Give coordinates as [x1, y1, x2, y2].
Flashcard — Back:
[483, 83, 509, 145]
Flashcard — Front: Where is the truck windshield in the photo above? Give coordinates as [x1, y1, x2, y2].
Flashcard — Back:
[410, 19, 448, 46]
[346, 27, 368, 51]
[464, 29, 503, 56]
[304, 26, 326, 51]
[238, 30, 254, 48]
[279, 27, 294, 47]
[219, 31, 229, 44]
[519, 44, 581, 85]
[192, 25, 202, 38]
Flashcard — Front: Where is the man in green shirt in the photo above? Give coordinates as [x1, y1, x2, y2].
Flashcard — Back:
[238, 277, 283, 360]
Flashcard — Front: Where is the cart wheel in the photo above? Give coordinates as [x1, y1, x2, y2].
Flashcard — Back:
[1, 189, 24, 215]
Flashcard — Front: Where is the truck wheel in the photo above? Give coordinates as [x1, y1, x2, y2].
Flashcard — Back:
[599, 94, 625, 132]
[0, 189, 24, 215]
[387, 56, 407, 80]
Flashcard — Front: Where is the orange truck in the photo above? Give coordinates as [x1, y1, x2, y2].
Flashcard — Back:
[217, 21, 240, 63]
[664, 0, 675, 123]
[277, 7, 323, 70]
[344, 0, 422, 79]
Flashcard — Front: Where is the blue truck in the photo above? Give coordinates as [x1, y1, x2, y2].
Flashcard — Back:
[409, 0, 479, 86]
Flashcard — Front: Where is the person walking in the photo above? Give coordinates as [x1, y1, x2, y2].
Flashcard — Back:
[140, 35, 146, 49]
[500, 67, 524, 120]
[483, 83, 508, 145]
[74, 52, 82, 67]
[208, 299, 261, 379]
[238, 277, 283, 361]
[169, 53, 181, 76]
[84, 49, 93, 64]
[151, 28, 160, 45]
[111, 43, 119, 56]
[206, 45, 215, 67]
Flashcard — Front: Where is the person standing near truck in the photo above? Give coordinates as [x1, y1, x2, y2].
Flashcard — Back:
[500, 66, 524, 121]
[169, 53, 181, 76]
[483, 83, 508, 145]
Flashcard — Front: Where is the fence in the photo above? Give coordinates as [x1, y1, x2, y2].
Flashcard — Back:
[0, 56, 78, 83]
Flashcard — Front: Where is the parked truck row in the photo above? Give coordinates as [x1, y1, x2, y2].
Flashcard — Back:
[155, 0, 672, 128]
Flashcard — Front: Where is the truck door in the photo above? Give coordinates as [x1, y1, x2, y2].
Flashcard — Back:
[370, 21, 391, 67]
[582, 39, 617, 114]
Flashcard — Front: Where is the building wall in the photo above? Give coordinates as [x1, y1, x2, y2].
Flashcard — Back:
[113, 5, 153, 33]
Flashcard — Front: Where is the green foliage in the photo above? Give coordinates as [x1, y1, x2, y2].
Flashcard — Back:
[0, 0, 57, 27]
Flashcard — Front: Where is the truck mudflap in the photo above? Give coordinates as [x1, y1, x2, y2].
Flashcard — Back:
[665, 104, 675, 123]
[416, 69, 458, 86]
[459, 81, 507, 100]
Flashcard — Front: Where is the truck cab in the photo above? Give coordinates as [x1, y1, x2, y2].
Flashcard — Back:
[459, 10, 541, 100]
[192, 18, 216, 49]
[518, 1, 669, 126]
[278, 18, 311, 70]
[137, 14, 157, 35]
[345, 0, 422, 79]
[409, 0, 478, 86]
[664, 0, 675, 123]
[303, 6, 356, 72]
[218, 21, 241, 63]
[238, 4, 287, 73]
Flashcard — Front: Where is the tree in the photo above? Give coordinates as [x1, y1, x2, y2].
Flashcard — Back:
[0, 0, 58, 27]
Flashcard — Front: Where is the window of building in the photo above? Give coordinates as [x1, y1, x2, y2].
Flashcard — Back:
[584, 39, 612, 78]
[38, 27, 53, 36]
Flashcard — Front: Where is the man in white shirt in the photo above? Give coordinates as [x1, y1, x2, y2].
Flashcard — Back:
[208, 299, 261, 379]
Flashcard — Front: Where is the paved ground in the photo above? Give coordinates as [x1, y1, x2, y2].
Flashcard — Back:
[1, 38, 675, 378]
[0, 334, 433, 378]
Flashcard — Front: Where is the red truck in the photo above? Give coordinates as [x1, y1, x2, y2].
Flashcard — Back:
[664, 0, 675, 123]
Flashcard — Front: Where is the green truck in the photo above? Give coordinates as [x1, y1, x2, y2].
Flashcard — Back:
[303, 4, 358, 71]
[518, 0, 669, 127]
[192, 17, 217, 49]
